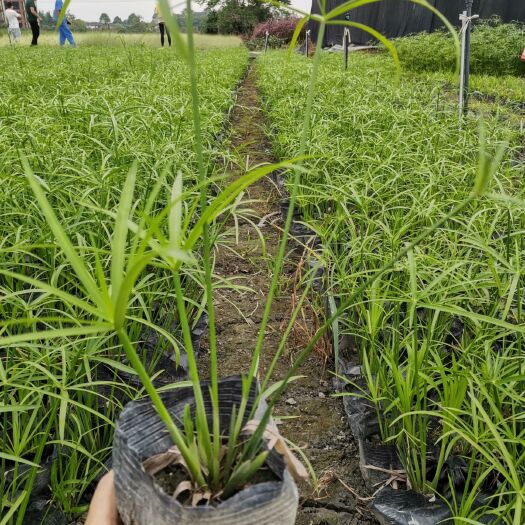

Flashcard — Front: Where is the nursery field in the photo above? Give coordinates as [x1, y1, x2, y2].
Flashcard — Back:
[258, 50, 525, 524]
[1, 24, 525, 525]
[0, 45, 248, 521]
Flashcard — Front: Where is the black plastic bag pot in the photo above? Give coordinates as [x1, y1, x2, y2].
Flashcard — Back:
[280, 198, 303, 222]
[358, 437, 404, 486]
[338, 362, 376, 439]
[113, 376, 298, 525]
[371, 486, 501, 525]
[336, 360, 404, 486]
[371, 487, 450, 525]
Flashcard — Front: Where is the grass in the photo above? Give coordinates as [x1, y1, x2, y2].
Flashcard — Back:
[411, 69, 525, 106]
[257, 49, 525, 524]
[394, 21, 525, 77]
[0, 30, 242, 48]
[0, 42, 248, 520]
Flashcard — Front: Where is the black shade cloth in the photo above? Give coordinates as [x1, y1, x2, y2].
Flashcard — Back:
[309, 1, 525, 46]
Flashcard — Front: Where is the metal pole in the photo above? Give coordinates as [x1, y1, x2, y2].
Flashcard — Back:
[459, 0, 476, 117]
[264, 30, 269, 53]
[343, 28, 350, 70]
[458, 10, 467, 118]
[463, 0, 473, 115]
[305, 29, 310, 57]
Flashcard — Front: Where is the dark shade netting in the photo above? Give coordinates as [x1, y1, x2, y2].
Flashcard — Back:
[309, 0, 525, 47]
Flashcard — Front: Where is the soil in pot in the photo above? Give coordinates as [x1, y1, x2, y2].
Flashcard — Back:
[153, 462, 280, 507]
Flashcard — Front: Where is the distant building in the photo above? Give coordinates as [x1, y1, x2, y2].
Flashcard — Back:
[0, 0, 29, 28]
[86, 22, 111, 30]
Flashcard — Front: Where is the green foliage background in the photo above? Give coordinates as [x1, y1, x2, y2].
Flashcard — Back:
[395, 21, 525, 76]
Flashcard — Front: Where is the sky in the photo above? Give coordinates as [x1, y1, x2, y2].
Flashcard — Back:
[36, 0, 312, 22]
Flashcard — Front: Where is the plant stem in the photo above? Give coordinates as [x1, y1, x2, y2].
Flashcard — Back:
[116, 328, 206, 486]
[185, 0, 221, 485]
[172, 270, 215, 471]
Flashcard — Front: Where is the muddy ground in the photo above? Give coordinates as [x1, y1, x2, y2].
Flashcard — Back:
[203, 60, 378, 525]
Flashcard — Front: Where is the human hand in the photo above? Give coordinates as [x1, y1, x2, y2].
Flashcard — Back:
[85, 471, 122, 525]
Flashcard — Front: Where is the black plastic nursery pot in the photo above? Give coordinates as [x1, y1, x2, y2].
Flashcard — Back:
[113, 376, 299, 525]
[370, 487, 450, 525]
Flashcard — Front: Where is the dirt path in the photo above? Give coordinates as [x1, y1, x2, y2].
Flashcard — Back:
[208, 60, 377, 525]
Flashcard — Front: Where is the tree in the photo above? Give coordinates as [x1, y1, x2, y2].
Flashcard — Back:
[193, 11, 207, 32]
[127, 13, 143, 25]
[177, 10, 207, 33]
[202, 9, 218, 34]
[113, 16, 122, 24]
[124, 13, 150, 33]
[70, 18, 87, 32]
[201, 0, 289, 35]
[99, 13, 111, 28]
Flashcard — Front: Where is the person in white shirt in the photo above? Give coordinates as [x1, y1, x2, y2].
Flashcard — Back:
[5, 2, 22, 43]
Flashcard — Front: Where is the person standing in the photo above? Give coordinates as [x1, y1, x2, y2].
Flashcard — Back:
[25, 0, 41, 46]
[54, 0, 76, 47]
[4, 2, 22, 43]
[154, 3, 171, 47]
